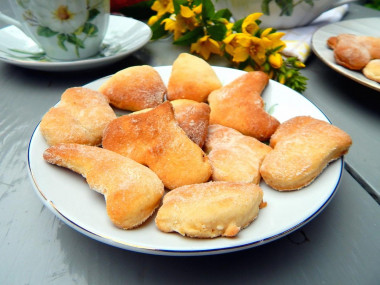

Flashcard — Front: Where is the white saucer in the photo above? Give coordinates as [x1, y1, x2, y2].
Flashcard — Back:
[0, 15, 152, 71]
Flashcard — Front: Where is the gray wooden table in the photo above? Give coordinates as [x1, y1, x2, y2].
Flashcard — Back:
[1, 3, 379, 285]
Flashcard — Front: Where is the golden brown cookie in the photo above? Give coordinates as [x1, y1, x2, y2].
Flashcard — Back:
[171, 99, 211, 147]
[98, 65, 166, 111]
[260, 116, 352, 191]
[363, 59, 380, 83]
[204, 124, 272, 183]
[155, 181, 264, 238]
[167, 53, 222, 102]
[208, 71, 280, 141]
[43, 143, 164, 229]
[102, 101, 212, 189]
[40, 87, 116, 146]
[328, 34, 380, 70]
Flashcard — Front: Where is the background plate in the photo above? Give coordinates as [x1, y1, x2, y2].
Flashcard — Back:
[311, 17, 380, 92]
[28, 66, 343, 256]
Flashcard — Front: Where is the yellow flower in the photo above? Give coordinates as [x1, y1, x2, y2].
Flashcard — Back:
[262, 30, 286, 52]
[294, 61, 305, 68]
[192, 3, 202, 14]
[242, 13, 263, 35]
[225, 33, 269, 65]
[243, 65, 255, 72]
[191, 35, 223, 60]
[148, 15, 159, 26]
[151, 0, 174, 17]
[162, 16, 186, 40]
[224, 33, 250, 58]
[178, 4, 200, 31]
[269, 53, 283, 69]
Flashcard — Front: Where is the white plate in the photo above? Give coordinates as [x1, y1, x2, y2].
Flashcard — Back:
[311, 17, 380, 92]
[28, 66, 343, 256]
[0, 15, 151, 71]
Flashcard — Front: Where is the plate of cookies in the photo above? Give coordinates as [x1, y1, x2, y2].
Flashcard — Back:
[311, 17, 380, 91]
[28, 53, 352, 256]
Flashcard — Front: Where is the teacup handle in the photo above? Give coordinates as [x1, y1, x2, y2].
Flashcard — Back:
[0, 11, 23, 30]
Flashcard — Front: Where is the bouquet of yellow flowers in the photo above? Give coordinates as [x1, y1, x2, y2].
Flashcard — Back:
[148, 0, 308, 93]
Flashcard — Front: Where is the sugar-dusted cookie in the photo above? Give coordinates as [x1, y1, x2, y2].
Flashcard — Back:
[363, 59, 380, 83]
[167, 53, 222, 102]
[98, 65, 166, 111]
[204, 124, 272, 183]
[40, 87, 116, 146]
[43, 143, 164, 229]
[102, 101, 212, 189]
[171, 99, 211, 147]
[260, 116, 352, 191]
[155, 181, 264, 238]
[327, 34, 380, 70]
[208, 71, 280, 141]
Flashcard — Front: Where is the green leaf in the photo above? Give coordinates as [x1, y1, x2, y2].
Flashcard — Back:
[88, 9, 100, 21]
[266, 104, 278, 115]
[173, 26, 203, 46]
[83, 23, 98, 37]
[67, 34, 85, 48]
[232, 18, 244, 33]
[261, 0, 272, 15]
[207, 23, 226, 41]
[57, 34, 68, 51]
[149, 14, 170, 40]
[37, 26, 58, 37]
[275, 0, 294, 16]
[214, 8, 232, 20]
[202, 0, 215, 20]
[173, 0, 187, 14]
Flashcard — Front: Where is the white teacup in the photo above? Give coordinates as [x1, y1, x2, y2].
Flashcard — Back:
[214, 0, 359, 29]
[0, 0, 110, 60]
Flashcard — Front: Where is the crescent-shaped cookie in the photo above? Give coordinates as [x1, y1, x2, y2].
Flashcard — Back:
[43, 143, 164, 229]
[204, 124, 272, 183]
[208, 71, 280, 141]
[40, 87, 116, 146]
[102, 101, 212, 189]
[260, 116, 352, 191]
[155, 181, 264, 238]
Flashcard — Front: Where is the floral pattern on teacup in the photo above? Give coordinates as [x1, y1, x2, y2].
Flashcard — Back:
[18, 0, 105, 58]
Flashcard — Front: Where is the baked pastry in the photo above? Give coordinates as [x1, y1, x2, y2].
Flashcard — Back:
[155, 181, 264, 238]
[327, 34, 380, 70]
[43, 143, 164, 229]
[260, 116, 352, 191]
[363, 59, 380, 83]
[167, 53, 222, 102]
[98, 65, 166, 111]
[208, 71, 280, 141]
[102, 101, 212, 189]
[171, 99, 211, 147]
[204, 124, 272, 183]
[40, 87, 116, 146]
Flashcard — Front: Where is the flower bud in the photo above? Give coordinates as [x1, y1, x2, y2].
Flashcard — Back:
[279, 74, 286, 84]
[269, 53, 283, 69]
